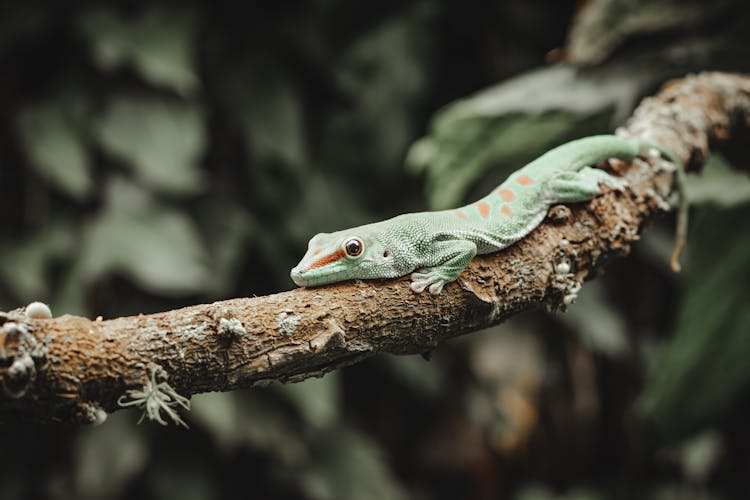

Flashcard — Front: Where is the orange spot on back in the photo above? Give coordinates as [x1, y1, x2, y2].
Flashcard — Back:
[305, 248, 345, 272]
[476, 201, 490, 219]
[501, 205, 514, 217]
[454, 209, 468, 220]
[498, 189, 515, 202]
[517, 175, 534, 186]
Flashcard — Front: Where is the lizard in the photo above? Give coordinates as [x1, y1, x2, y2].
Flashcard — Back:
[291, 134, 685, 294]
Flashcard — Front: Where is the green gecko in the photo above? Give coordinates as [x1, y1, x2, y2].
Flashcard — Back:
[291, 135, 684, 294]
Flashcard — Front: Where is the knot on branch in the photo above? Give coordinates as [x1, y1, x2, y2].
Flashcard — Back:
[0, 306, 50, 399]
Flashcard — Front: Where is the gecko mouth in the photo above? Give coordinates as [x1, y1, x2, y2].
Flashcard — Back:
[290, 264, 353, 287]
[291, 247, 352, 287]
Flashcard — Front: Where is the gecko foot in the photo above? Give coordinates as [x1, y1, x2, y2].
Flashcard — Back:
[548, 166, 628, 202]
[410, 270, 450, 294]
[409, 240, 476, 294]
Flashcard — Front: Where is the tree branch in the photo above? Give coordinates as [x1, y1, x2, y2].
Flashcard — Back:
[2, 72, 748, 424]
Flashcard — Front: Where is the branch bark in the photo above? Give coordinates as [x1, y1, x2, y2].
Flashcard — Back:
[2, 72, 749, 424]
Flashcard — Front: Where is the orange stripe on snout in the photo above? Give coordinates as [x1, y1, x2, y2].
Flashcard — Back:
[498, 189, 515, 202]
[305, 248, 346, 272]
[475, 201, 490, 219]
[312, 249, 322, 256]
[517, 175, 534, 186]
[454, 209, 467, 220]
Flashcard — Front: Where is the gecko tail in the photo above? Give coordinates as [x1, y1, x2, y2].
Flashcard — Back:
[669, 164, 689, 273]
[633, 138, 687, 273]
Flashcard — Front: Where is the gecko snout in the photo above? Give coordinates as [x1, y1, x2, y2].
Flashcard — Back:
[290, 267, 305, 286]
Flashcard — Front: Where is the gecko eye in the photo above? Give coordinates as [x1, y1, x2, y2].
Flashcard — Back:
[343, 237, 364, 258]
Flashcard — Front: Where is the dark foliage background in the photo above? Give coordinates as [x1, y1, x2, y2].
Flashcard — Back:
[1, 1, 750, 499]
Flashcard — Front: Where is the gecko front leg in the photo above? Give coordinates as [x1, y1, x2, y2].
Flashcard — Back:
[410, 240, 477, 294]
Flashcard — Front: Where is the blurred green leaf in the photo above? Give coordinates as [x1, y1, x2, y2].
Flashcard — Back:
[678, 430, 723, 483]
[407, 63, 664, 209]
[51, 262, 88, 317]
[79, 7, 198, 94]
[194, 391, 406, 500]
[275, 373, 341, 429]
[285, 172, 369, 242]
[96, 95, 206, 195]
[411, 111, 586, 209]
[80, 178, 210, 294]
[381, 354, 442, 399]
[651, 484, 723, 500]
[239, 70, 308, 169]
[16, 96, 92, 199]
[231, 393, 307, 463]
[297, 427, 408, 500]
[149, 461, 217, 500]
[191, 391, 307, 464]
[74, 412, 148, 500]
[189, 391, 238, 447]
[567, 0, 722, 66]
[330, 6, 431, 170]
[515, 484, 556, 500]
[684, 153, 750, 207]
[0, 220, 74, 300]
[197, 200, 255, 296]
[640, 203, 750, 439]
[427, 65, 636, 122]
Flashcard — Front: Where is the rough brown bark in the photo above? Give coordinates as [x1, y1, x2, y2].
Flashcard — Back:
[2, 72, 748, 424]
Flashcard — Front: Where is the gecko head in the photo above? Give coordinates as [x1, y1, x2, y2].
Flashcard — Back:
[290, 228, 398, 287]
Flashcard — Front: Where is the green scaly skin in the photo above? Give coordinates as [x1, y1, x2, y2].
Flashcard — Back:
[291, 135, 683, 294]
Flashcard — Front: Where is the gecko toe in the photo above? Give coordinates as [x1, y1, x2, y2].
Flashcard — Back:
[608, 177, 628, 192]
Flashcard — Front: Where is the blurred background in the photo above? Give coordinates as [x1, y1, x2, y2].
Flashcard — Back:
[1, 0, 750, 499]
